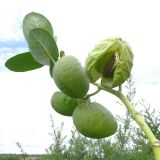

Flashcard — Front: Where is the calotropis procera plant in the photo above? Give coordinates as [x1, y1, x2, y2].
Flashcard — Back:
[5, 12, 160, 159]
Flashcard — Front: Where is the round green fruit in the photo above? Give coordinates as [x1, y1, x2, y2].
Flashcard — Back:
[52, 56, 89, 98]
[72, 102, 118, 139]
[51, 91, 78, 116]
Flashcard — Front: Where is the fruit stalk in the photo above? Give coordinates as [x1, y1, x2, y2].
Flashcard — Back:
[92, 82, 160, 160]
[85, 88, 101, 99]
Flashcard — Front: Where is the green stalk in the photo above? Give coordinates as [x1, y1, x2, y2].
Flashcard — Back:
[92, 82, 160, 160]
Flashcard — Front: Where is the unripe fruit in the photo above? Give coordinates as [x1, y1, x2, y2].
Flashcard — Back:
[51, 91, 78, 116]
[52, 56, 89, 98]
[72, 102, 118, 139]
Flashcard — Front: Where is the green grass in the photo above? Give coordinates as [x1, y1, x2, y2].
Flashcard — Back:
[0, 154, 20, 160]
[0, 154, 50, 160]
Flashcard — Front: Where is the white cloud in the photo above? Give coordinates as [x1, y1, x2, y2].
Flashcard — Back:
[0, 47, 28, 71]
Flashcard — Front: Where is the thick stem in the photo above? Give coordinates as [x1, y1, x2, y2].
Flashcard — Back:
[92, 82, 160, 160]
[118, 93, 160, 160]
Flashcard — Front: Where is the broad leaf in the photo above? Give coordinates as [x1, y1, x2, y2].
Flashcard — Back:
[5, 52, 43, 72]
[23, 12, 53, 41]
[28, 28, 59, 65]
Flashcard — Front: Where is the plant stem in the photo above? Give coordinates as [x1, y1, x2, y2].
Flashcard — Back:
[85, 87, 101, 99]
[118, 93, 160, 160]
[92, 82, 160, 160]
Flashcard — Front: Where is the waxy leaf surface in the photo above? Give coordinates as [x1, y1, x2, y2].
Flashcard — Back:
[23, 12, 53, 41]
[28, 28, 59, 65]
[5, 52, 43, 72]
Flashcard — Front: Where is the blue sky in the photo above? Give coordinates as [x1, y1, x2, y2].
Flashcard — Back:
[0, 41, 27, 48]
[0, 41, 27, 71]
[1, 0, 160, 154]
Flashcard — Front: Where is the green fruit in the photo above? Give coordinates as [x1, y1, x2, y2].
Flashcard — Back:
[52, 56, 89, 98]
[51, 91, 78, 116]
[72, 102, 118, 139]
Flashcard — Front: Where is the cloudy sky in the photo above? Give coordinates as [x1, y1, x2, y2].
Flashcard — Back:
[0, 0, 160, 154]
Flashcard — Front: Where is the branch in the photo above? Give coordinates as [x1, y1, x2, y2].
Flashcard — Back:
[91, 82, 160, 160]
[85, 87, 101, 99]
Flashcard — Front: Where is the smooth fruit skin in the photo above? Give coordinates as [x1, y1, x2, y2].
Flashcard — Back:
[52, 56, 89, 98]
[51, 91, 78, 116]
[72, 102, 118, 139]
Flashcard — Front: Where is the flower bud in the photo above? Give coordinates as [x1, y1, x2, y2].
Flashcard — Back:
[85, 38, 133, 88]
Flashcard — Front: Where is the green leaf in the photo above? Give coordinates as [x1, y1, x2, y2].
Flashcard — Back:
[5, 52, 43, 72]
[23, 12, 53, 41]
[28, 28, 59, 65]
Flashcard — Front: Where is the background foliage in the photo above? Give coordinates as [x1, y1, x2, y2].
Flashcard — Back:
[42, 77, 158, 160]
[2, 77, 159, 160]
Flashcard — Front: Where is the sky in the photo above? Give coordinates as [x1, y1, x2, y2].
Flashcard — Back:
[0, 0, 160, 154]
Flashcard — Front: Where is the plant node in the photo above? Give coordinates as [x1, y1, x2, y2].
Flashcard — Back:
[85, 87, 101, 99]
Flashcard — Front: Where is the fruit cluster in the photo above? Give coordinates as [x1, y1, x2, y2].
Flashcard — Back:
[51, 55, 118, 139]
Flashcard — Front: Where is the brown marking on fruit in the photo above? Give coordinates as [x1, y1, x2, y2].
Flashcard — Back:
[103, 55, 116, 77]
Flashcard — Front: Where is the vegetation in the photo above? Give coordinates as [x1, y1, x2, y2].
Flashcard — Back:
[4, 12, 160, 159]
[1, 101, 159, 159]
[0, 154, 21, 160]
[42, 77, 157, 160]
[1, 77, 156, 160]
